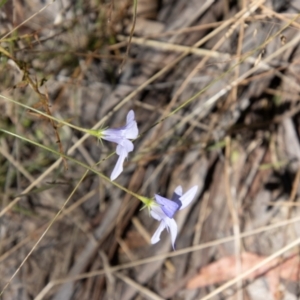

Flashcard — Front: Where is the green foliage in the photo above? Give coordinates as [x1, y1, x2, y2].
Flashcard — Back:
[0, 0, 8, 9]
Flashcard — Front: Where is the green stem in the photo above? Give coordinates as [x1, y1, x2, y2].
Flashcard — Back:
[0, 94, 96, 136]
[1, 128, 150, 205]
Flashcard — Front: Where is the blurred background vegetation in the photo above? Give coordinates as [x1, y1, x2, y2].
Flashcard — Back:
[1, 0, 300, 299]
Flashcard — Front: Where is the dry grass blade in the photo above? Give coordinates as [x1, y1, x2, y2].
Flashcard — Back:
[2, 0, 300, 299]
[200, 237, 300, 300]
[33, 215, 300, 298]
[115, 273, 164, 300]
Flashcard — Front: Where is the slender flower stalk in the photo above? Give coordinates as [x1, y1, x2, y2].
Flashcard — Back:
[149, 185, 198, 249]
[1, 127, 154, 209]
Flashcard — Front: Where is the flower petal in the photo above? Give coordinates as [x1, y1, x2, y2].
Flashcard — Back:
[174, 186, 183, 196]
[155, 194, 179, 218]
[116, 139, 134, 154]
[110, 147, 127, 181]
[171, 185, 183, 208]
[150, 205, 165, 221]
[102, 110, 138, 142]
[124, 120, 138, 139]
[125, 111, 138, 139]
[179, 185, 198, 210]
[151, 221, 166, 244]
[102, 128, 123, 144]
[165, 218, 178, 250]
[126, 110, 135, 123]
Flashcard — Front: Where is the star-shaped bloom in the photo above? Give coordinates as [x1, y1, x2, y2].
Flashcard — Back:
[150, 185, 198, 249]
[101, 110, 138, 180]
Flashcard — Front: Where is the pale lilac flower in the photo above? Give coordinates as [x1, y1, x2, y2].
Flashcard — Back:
[101, 110, 138, 180]
[150, 185, 198, 249]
